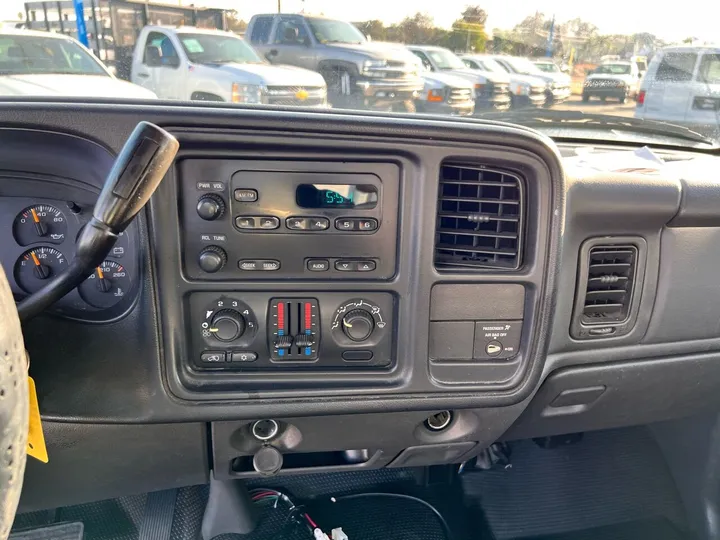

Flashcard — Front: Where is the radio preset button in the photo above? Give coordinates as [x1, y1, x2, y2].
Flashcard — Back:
[259, 217, 280, 229]
[335, 218, 355, 231]
[286, 217, 308, 230]
[234, 189, 258, 202]
[235, 216, 256, 229]
[307, 259, 330, 272]
[357, 219, 378, 231]
[309, 217, 330, 231]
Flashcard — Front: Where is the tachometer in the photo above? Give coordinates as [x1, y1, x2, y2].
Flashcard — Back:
[14, 247, 68, 294]
[13, 204, 67, 246]
[78, 261, 131, 309]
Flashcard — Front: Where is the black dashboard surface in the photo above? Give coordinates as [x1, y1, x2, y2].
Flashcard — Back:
[3, 101, 720, 510]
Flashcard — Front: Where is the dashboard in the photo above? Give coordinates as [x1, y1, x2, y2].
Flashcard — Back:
[3, 102, 720, 511]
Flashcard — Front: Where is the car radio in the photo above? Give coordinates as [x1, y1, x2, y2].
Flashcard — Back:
[178, 160, 400, 280]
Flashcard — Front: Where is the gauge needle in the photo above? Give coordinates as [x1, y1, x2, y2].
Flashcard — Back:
[30, 251, 49, 279]
[96, 267, 111, 292]
[30, 208, 47, 237]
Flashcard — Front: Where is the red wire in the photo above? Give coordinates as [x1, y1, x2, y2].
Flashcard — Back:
[305, 513, 318, 528]
[252, 491, 279, 500]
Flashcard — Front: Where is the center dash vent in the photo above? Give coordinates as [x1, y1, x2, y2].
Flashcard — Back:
[572, 239, 647, 340]
[582, 245, 637, 323]
[434, 164, 524, 270]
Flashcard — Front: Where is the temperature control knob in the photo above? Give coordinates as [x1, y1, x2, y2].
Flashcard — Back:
[342, 309, 375, 342]
[198, 245, 227, 273]
[210, 309, 245, 342]
[196, 194, 225, 221]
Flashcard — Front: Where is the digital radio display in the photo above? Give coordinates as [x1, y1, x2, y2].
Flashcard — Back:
[296, 184, 378, 209]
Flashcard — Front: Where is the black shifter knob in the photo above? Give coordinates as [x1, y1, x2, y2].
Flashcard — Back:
[342, 309, 375, 342]
[196, 194, 225, 221]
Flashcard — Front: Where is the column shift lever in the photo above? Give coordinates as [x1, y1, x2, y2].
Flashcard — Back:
[17, 121, 179, 322]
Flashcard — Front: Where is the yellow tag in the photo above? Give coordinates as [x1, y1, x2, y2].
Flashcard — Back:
[27, 377, 48, 463]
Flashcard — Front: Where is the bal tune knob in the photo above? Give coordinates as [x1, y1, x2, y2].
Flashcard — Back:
[198, 245, 227, 273]
[196, 193, 225, 221]
[342, 309, 375, 342]
[210, 309, 246, 342]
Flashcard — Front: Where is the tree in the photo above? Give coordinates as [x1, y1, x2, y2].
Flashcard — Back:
[225, 10, 247, 34]
[461, 5, 488, 25]
[387, 12, 439, 45]
[354, 20, 387, 41]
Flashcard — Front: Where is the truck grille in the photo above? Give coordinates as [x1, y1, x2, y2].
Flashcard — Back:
[448, 88, 473, 104]
[585, 79, 623, 88]
[493, 83, 510, 95]
[530, 86, 546, 95]
[263, 86, 326, 106]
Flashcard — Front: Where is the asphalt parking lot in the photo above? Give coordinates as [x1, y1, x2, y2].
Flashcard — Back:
[555, 94, 636, 117]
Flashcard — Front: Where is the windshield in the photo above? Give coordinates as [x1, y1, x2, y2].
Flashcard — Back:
[2, 2, 718, 147]
[594, 63, 632, 75]
[0, 34, 106, 76]
[502, 57, 544, 75]
[426, 49, 466, 70]
[179, 33, 263, 65]
[307, 18, 366, 44]
[535, 62, 559, 73]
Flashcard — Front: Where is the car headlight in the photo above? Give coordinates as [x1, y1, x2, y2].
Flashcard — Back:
[231, 83, 262, 104]
[513, 83, 530, 96]
[363, 59, 387, 74]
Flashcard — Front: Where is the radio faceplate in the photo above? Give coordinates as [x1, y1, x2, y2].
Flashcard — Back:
[179, 160, 400, 280]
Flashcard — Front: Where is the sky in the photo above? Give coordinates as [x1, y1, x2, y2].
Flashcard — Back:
[2, 0, 719, 44]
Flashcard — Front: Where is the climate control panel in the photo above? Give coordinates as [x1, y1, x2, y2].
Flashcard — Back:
[188, 292, 394, 371]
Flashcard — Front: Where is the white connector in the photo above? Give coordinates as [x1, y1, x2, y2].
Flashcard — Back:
[331, 528, 349, 540]
[313, 528, 330, 540]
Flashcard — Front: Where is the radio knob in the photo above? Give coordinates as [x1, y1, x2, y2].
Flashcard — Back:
[198, 245, 227, 273]
[342, 309, 375, 342]
[196, 194, 225, 221]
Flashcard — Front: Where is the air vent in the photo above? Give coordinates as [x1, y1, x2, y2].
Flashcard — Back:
[434, 164, 524, 270]
[582, 245, 637, 324]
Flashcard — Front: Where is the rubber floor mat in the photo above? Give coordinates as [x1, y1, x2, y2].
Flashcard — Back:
[9, 522, 84, 540]
[462, 428, 688, 540]
[517, 518, 687, 540]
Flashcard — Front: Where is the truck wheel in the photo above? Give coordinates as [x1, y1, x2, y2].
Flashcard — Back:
[619, 93, 627, 104]
[582, 93, 590, 102]
[322, 67, 352, 96]
[191, 92, 224, 102]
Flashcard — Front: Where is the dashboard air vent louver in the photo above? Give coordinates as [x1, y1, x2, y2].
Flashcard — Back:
[434, 164, 524, 270]
[582, 245, 637, 324]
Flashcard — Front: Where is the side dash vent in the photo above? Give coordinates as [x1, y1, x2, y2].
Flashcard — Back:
[572, 239, 647, 340]
[434, 164, 524, 270]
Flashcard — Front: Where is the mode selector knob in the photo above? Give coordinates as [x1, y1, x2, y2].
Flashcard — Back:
[342, 309, 375, 342]
[198, 245, 227, 273]
[210, 309, 246, 342]
[196, 193, 225, 221]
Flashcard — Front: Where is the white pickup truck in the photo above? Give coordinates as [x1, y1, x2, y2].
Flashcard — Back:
[130, 26, 328, 107]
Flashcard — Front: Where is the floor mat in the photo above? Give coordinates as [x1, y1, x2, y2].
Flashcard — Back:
[518, 518, 687, 540]
[9, 522, 84, 540]
[462, 428, 688, 540]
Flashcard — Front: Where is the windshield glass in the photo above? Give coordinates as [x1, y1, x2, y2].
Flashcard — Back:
[503, 57, 544, 75]
[535, 62, 559, 73]
[307, 18, 365, 44]
[179, 33, 263, 65]
[426, 49, 466, 70]
[594, 63, 632, 75]
[0, 34, 106, 76]
[3, 2, 718, 146]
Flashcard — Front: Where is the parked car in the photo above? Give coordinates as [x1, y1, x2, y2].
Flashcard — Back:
[246, 14, 422, 111]
[0, 29, 156, 99]
[414, 70, 475, 116]
[583, 61, 641, 103]
[533, 58, 567, 75]
[408, 45, 511, 112]
[130, 26, 327, 106]
[461, 54, 546, 109]
[490, 55, 570, 107]
[635, 46, 720, 138]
